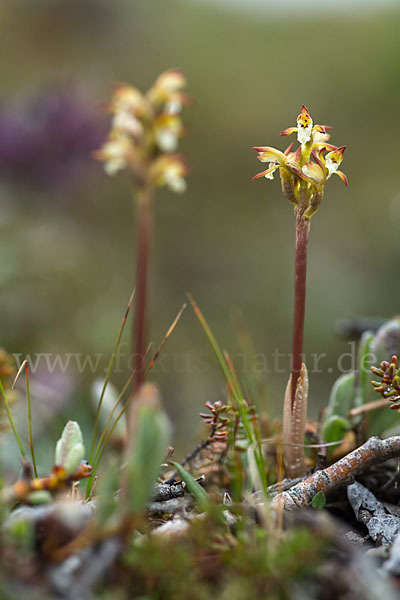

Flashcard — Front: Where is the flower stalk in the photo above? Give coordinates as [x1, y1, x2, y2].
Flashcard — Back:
[134, 183, 153, 392]
[252, 105, 347, 475]
[95, 70, 189, 439]
[291, 211, 309, 408]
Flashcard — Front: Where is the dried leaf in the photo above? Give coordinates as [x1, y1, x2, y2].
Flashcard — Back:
[283, 363, 308, 477]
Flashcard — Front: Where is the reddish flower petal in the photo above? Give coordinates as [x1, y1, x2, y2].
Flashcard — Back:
[280, 127, 297, 137]
[251, 165, 279, 180]
[284, 142, 294, 155]
[336, 170, 348, 186]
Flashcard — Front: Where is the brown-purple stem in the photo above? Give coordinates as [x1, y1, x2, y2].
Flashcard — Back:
[290, 211, 309, 408]
[133, 184, 153, 396]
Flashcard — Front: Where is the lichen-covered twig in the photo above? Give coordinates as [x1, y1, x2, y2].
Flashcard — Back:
[272, 436, 400, 511]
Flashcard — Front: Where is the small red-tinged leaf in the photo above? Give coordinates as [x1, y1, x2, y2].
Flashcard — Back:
[336, 170, 348, 186]
[251, 165, 279, 180]
[284, 142, 294, 155]
[280, 126, 297, 137]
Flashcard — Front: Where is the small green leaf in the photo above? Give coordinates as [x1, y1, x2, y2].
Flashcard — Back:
[97, 460, 119, 527]
[311, 491, 326, 510]
[27, 490, 52, 505]
[7, 518, 34, 553]
[173, 462, 210, 512]
[357, 331, 375, 406]
[127, 384, 170, 513]
[324, 372, 356, 422]
[321, 415, 349, 446]
[55, 421, 85, 476]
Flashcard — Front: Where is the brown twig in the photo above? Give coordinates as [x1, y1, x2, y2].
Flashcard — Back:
[272, 436, 400, 511]
[349, 398, 389, 418]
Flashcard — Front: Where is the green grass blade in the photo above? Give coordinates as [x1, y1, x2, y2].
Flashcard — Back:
[89, 289, 135, 465]
[0, 378, 25, 459]
[173, 462, 210, 512]
[25, 363, 38, 477]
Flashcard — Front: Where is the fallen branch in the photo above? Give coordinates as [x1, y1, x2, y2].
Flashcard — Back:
[349, 398, 389, 418]
[272, 436, 400, 511]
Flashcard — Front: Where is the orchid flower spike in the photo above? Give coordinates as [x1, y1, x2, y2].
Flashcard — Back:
[95, 70, 189, 194]
[252, 105, 347, 219]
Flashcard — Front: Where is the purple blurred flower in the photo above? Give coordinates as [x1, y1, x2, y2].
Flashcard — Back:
[0, 86, 107, 191]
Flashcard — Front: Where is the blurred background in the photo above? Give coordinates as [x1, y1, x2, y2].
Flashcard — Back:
[0, 0, 399, 469]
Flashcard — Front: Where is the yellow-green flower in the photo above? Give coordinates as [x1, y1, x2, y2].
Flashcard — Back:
[95, 70, 189, 194]
[252, 105, 347, 218]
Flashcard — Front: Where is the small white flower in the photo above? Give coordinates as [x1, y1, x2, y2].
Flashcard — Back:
[104, 157, 126, 176]
[112, 111, 143, 137]
[325, 156, 339, 178]
[156, 128, 178, 152]
[165, 100, 182, 115]
[265, 161, 277, 180]
[165, 171, 186, 194]
[99, 139, 129, 175]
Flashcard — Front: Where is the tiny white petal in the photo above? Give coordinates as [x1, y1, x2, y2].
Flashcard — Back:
[265, 161, 277, 180]
[156, 128, 178, 152]
[102, 141, 126, 158]
[112, 111, 143, 137]
[297, 124, 312, 145]
[313, 131, 330, 144]
[165, 172, 186, 193]
[165, 100, 182, 115]
[325, 157, 339, 178]
[104, 157, 126, 176]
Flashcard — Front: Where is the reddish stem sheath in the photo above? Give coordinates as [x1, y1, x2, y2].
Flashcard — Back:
[290, 211, 309, 408]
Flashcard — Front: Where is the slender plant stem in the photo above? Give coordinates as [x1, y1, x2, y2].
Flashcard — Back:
[133, 184, 153, 396]
[25, 363, 38, 478]
[88, 289, 135, 466]
[125, 183, 153, 447]
[290, 211, 309, 408]
[0, 378, 25, 458]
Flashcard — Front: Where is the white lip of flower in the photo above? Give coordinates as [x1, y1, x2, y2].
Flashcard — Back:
[156, 128, 178, 152]
[165, 100, 182, 115]
[301, 164, 313, 178]
[265, 161, 277, 180]
[313, 131, 330, 144]
[325, 157, 339, 178]
[112, 111, 143, 137]
[297, 123, 313, 145]
[165, 170, 186, 193]
[104, 157, 126, 176]
[101, 141, 128, 175]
